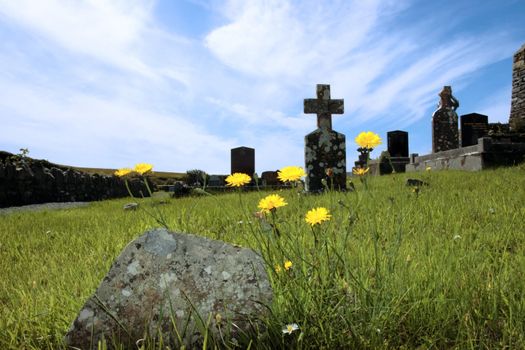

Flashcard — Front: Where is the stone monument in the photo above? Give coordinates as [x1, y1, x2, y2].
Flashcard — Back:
[509, 43, 525, 133]
[388, 130, 409, 158]
[369, 131, 410, 175]
[432, 86, 459, 152]
[303, 84, 346, 192]
[460, 113, 488, 147]
[231, 147, 255, 176]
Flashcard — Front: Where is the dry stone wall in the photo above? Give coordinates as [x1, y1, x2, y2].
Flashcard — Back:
[0, 151, 152, 208]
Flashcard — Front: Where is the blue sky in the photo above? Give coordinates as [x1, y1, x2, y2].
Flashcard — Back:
[1, 0, 524, 174]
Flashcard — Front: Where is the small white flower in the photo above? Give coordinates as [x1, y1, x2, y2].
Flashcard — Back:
[282, 323, 299, 334]
[453, 235, 461, 240]
[488, 208, 495, 214]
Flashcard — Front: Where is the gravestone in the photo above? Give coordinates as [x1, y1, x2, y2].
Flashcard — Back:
[231, 147, 255, 176]
[460, 113, 488, 147]
[261, 171, 280, 187]
[208, 175, 225, 187]
[432, 86, 460, 152]
[379, 130, 410, 174]
[304, 84, 346, 192]
[387, 130, 409, 157]
[509, 43, 525, 132]
[65, 228, 272, 349]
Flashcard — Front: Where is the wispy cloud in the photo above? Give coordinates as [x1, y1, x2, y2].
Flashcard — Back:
[0, 0, 523, 172]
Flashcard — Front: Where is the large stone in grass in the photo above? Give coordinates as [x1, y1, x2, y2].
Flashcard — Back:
[64, 228, 273, 349]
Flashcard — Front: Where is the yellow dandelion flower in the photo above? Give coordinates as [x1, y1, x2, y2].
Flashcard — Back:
[277, 166, 306, 182]
[352, 167, 369, 176]
[284, 260, 293, 271]
[425, 166, 432, 171]
[275, 264, 282, 273]
[225, 173, 251, 187]
[258, 194, 288, 213]
[305, 207, 332, 226]
[114, 168, 133, 177]
[355, 131, 382, 149]
[134, 163, 153, 175]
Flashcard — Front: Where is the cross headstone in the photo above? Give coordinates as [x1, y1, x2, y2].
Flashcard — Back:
[432, 86, 460, 153]
[387, 130, 409, 157]
[231, 147, 255, 176]
[304, 84, 346, 192]
[460, 113, 488, 147]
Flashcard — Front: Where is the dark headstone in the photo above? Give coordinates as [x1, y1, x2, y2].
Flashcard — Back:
[231, 147, 255, 176]
[304, 84, 346, 192]
[460, 113, 488, 147]
[208, 175, 226, 187]
[432, 86, 460, 153]
[261, 171, 280, 186]
[410, 153, 419, 163]
[509, 43, 525, 132]
[387, 130, 409, 157]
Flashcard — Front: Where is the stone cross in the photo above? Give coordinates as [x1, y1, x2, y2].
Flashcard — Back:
[304, 84, 344, 130]
[303, 84, 347, 192]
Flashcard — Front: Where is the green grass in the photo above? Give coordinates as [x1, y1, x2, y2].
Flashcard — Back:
[1, 167, 525, 349]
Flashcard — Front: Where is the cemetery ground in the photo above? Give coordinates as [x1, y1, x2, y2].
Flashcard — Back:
[1, 167, 525, 349]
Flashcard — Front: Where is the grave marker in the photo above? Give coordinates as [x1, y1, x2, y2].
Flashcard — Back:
[231, 147, 255, 176]
[261, 171, 280, 187]
[387, 130, 409, 157]
[304, 84, 346, 192]
[460, 113, 488, 147]
[432, 86, 460, 153]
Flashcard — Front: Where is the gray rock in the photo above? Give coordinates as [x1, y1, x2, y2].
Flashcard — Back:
[64, 228, 273, 349]
[123, 202, 139, 211]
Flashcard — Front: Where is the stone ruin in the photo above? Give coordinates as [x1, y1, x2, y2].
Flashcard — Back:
[0, 151, 152, 208]
[509, 43, 525, 133]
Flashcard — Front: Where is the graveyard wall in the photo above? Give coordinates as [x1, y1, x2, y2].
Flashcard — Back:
[0, 151, 152, 208]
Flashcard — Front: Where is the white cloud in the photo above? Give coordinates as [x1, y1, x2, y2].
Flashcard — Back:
[0, 0, 157, 75]
[0, 0, 522, 174]
[205, 0, 384, 79]
[0, 78, 233, 172]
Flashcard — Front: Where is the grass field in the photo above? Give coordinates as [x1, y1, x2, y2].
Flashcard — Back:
[1, 167, 524, 349]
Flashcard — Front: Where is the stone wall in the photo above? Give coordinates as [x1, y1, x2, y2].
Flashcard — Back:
[509, 43, 525, 132]
[0, 151, 152, 208]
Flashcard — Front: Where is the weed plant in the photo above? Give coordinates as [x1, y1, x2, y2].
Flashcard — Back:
[1, 167, 524, 349]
